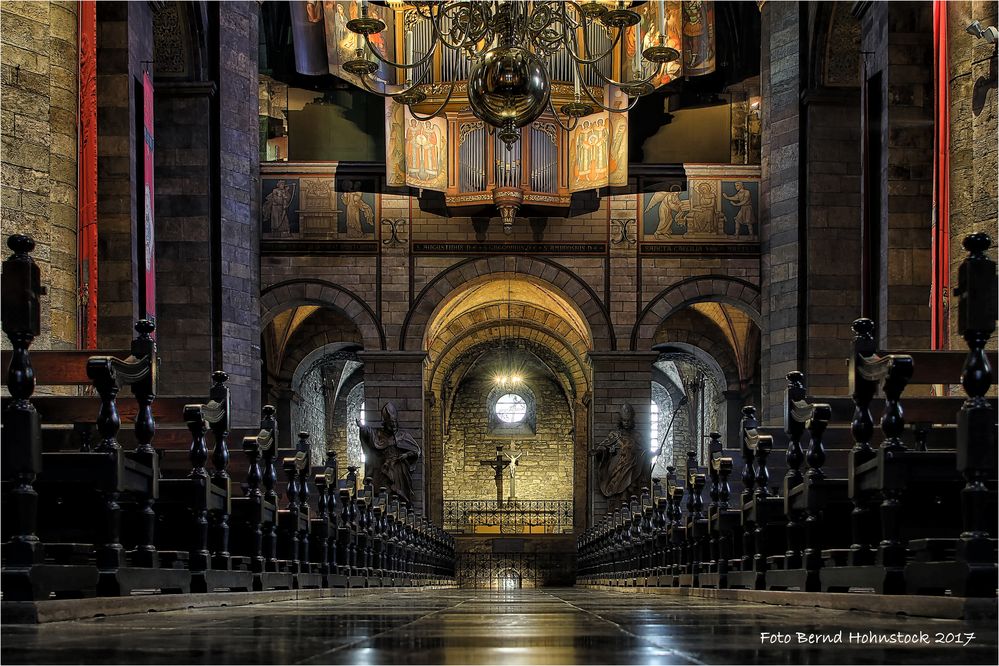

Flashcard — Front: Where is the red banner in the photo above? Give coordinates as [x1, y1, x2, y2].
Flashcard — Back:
[930, 0, 949, 350]
[78, 0, 98, 348]
[141, 70, 156, 331]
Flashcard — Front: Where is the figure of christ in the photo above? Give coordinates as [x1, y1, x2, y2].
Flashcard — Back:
[505, 442, 524, 503]
[479, 446, 510, 506]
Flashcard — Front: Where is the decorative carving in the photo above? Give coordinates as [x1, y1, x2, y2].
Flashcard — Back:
[610, 218, 637, 246]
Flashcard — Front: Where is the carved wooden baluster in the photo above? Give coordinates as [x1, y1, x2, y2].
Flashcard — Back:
[130, 319, 157, 455]
[126, 321, 159, 566]
[314, 471, 330, 575]
[692, 473, 705, 519]
[717, 458, 732, 509]
[755, 435, 772, 499]
[208, 370, 231, 480]
[88, 358, 121, 452]
[877, 355, 913, 567]
[707, 432, 721, 511]
[684, 451, 697, 517]
[86, 358, 125, 568]
[284, 457, 299, 512]
[784, 371, 807, 487]
[186, 405, 209, 479]
[803, 404, 831, 570]
[339, 489, 356, 573]
[346, 465, 359, 496]
[259, 405, 279, 505]
[880, 355, 912, 454]
[806, 404, 831, 480]
[849, 318, 879, 563]
[243, 436, 262, 497]
[326, 450, 340, 518]
[241, 436, 264, 572]
[185, 405, 210, 571]
[954, 232, 997, 571]
[1, 234, 44, 568]
[295, 436, 311, 567]
[283, 456, 301, 569]
[740, 406, 757, 505]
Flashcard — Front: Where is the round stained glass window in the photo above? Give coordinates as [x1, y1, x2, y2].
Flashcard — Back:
[494, 393, 528, 423]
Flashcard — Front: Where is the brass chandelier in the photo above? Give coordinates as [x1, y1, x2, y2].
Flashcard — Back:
[343, 1, 680, 148]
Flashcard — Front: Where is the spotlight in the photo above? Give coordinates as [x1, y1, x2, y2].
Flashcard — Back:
[967, 20, 999, 43]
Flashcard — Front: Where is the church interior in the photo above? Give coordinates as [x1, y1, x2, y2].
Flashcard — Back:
[1, 0, 997, 664]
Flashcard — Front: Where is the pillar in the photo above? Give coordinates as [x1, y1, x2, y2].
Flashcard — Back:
[587, 351, 658, 522]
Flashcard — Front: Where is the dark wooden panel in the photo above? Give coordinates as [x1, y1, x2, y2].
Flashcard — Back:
[1, 349, 130, 385]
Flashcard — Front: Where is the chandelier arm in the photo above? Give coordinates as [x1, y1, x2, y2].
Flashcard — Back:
[582, 56, 665, 91]
[432, 2, 493, 52]
[547, 96, 581, 134]
[572, 60, 644, 112]
[559, 1, 622, 66]
[362, 32, 439, 71]
[354, 62, 434, 99]
[405, 77, 459, 121]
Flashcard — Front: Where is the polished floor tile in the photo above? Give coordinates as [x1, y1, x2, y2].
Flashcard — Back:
[3, 589, 996, 665]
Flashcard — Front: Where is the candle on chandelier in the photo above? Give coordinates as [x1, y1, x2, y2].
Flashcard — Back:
[573, 65, 581, 98]
[658, 0, 666, 37]
[405, 30, 414, 85]
[634, 21, 642, 72]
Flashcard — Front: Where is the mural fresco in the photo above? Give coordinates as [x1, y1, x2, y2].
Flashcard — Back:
[261, 175, 377, 240]
[262, 178, 300, 234]
[641, 177, 758, 240]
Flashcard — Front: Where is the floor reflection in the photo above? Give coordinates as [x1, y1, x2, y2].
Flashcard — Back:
[2, 589, 996, 665]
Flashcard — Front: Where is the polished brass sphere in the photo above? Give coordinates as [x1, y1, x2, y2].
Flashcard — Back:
[467, 45, 550, 130]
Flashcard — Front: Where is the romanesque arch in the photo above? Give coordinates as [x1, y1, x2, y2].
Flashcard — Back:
[631, 275, 761, 350]
[261, 278, 386, 350]
[401, 256, 615, 352]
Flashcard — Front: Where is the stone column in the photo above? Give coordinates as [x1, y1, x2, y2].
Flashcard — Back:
[587, 351, 658, 522]
[271, 386, 297, 450]
[96, 0, 153, 348]
[722, 390, 746, 449]
[358, 351, 427, 514]
[758, 0, 802, 422]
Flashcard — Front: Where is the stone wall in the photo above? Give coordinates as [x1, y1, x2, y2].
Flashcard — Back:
[947, 0, 998, 347]
[291, 363, 327, 464]
[0, 0, 79, 350]
[442, 376, 574, 502]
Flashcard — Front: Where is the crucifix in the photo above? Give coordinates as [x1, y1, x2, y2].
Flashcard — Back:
[479, 445, 510, 507]
[506, 441, 524, 503]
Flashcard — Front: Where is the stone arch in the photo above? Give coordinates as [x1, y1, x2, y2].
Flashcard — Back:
[153, 1, 209, 82]
[808, 2, 861, 89]
[631, 275, 761, 350]
[401, 256, 615, 352]
[261, 278, 386, 350]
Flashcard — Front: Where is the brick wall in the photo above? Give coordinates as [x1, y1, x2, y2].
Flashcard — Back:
[442, 375, 574, 501]
[1, 0, 78, 351]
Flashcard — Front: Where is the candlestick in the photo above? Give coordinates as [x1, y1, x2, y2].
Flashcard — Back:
[658, 0, 666, 37]
[405, 30, 414, 85]
[573, 65, 581, 99]
[634, 21, 642, 73]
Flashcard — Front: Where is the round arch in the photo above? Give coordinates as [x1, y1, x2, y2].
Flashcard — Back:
[401, 256, 614, 351]
[261, 278, 386, 350]
[631, 275, 761, 350]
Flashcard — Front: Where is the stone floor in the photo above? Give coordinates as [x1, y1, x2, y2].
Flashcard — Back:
[3, 588, 997, 665]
